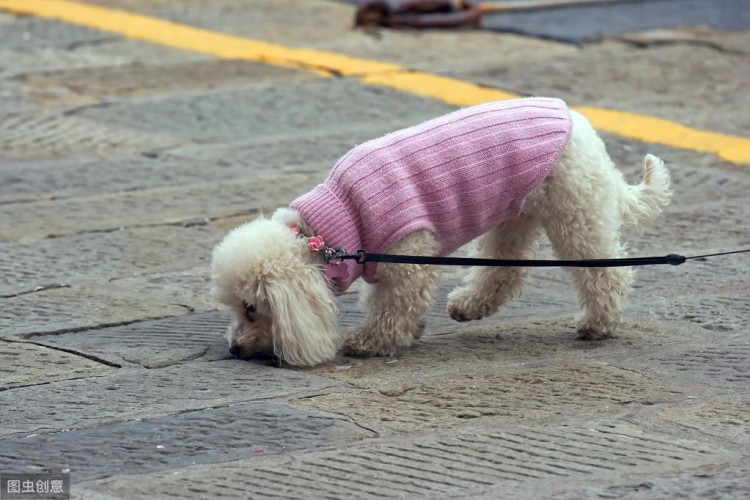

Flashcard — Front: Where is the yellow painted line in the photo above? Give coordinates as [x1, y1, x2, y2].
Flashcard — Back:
[577, 107, 750, 165]
[1, 0, 748, 164]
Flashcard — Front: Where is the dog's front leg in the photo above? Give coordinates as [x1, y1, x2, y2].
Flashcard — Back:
[343, 231, 439, 358]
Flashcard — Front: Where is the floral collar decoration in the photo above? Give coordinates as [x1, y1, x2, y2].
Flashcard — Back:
[289, 225, 349, 282]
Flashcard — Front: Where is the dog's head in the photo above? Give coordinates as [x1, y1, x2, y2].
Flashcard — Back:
[210, 218, 340, 367]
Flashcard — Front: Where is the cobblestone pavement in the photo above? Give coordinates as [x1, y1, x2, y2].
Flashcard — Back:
[1, 1, 748, 498]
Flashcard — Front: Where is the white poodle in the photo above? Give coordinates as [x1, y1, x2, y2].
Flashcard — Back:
[210, 98, 671, 367]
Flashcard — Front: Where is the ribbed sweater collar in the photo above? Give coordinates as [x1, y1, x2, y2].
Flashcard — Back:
[292, 183, 362, 291]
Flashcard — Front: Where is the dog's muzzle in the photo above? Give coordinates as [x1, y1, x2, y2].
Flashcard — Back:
[229, 343, 242, 357]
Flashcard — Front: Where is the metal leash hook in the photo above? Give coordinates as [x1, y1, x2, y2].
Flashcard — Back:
[321, 246, 350, 265]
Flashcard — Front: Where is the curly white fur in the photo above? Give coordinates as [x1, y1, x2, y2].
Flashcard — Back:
[210, 109, 671, 367]
[211, 219, 340, 366]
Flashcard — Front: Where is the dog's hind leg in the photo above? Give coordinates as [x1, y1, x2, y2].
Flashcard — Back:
[538, 162, 634, 340]
[342, 230, 439, 357]
[542, 216, 633, 339]
[447, 211, 542, 322]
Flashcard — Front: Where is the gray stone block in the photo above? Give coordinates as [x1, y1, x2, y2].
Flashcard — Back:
[300, 357, 698, 433]
[20, 59, 317, 101]
[0, 110, 179, 162]
[0, 123, 404, 203]
[34, 310, 231, 368]
[82, 421, 736, 499]
[0, 172, 319, 241]
[1, 270, 216, 338]
[0, 360, 341, 437]
[0, 18, 114, 51]
[620, 327, 749, 390]
[74, 79, 453, 142]
[0, 342, 110, 390]
[0, 226, 224, 297]
[554, 467, 750, 499]
[0, 402, 372, 480]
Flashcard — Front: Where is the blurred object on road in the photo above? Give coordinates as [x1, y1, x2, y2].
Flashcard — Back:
[355, 0, 482, 29]
[351, 0, 750, 43]
[353, 0, 626, 29]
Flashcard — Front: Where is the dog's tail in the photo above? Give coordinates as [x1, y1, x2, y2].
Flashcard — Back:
[619, 154, 672, 228]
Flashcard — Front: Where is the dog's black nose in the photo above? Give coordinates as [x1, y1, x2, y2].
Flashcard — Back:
[229, 343, 242, 357]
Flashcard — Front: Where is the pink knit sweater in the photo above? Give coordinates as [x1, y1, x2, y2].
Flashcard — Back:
[292, 97, 572, 291]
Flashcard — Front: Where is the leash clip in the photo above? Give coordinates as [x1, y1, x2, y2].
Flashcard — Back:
[322, 247, 348, 265]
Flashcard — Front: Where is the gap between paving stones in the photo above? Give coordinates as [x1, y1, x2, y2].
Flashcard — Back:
[0, 339, 113, 391]
[15, 340, 122, 369]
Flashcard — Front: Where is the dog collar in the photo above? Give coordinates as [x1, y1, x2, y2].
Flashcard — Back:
[289, 225, 350, 285]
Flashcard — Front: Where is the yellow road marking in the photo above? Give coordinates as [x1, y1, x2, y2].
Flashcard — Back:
[0, 0, 748, 164]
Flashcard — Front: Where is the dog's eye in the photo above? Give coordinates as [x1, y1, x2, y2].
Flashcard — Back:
[242, 301, 257, 314]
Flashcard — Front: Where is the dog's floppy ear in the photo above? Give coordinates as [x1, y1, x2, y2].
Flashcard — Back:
[264, 266, 340, 367]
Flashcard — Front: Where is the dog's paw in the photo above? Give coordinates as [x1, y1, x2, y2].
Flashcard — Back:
[342, 326, 401, 358]
[576, 318, 616, 340]
[447, 289, 496, 322]
[412, 319, 427, 340]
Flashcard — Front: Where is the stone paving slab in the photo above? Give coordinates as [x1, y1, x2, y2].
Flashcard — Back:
[0, 40, 206, 84]
[553, 466, 750, 499]
[299, 360, 696, 433]
[315, 313, 732, 385]
[295, 308, 750, 434]
[0, 226, 224, 297]
[629, 246, 750, 297]
[339, 278, 579, 328]
[653, 285, 750, 329]
[79, 420, 739, 499]
[0, 81, 34, 116]
[0, 341, 110, 390]
[597, 134, 750, 204]
[74, 79, 454, 142]
[464, 34, 750, 136]
[1, 269, 216, 338]
[619, 326, 749, 390]
[0, 110, 180, 161]
[0, 173, 319, 241]
[0, 402, 372, 480]
[0, 360, 341, 437]
[19, 59, 318, 102]
[636, 199, 750, 254]
[658, 400, 750, 445]
[0, 123, 404, 203]
[11, 113, 746, 207]
[0, 16, 115, 51]
[32, 310, 231, 368]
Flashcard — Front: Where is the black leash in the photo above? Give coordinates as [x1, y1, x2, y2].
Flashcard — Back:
[331, 248, 750, 268]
